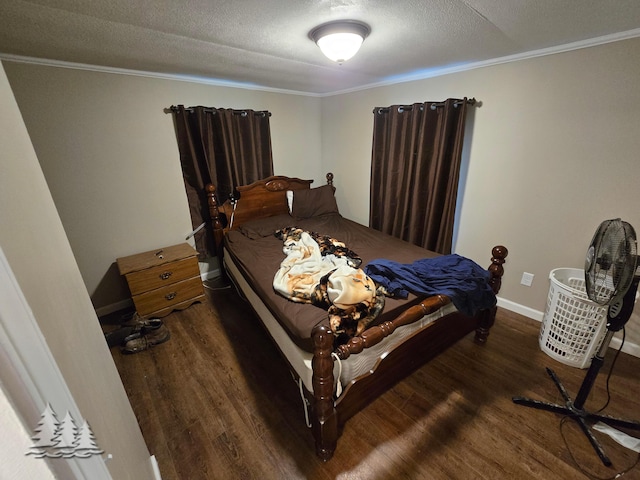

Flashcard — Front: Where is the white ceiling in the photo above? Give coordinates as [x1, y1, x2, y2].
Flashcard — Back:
[1, 0, 640, 95]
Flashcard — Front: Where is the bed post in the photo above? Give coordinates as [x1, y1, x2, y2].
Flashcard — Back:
[474, 245, 508, 344]
[310, 324, 338, 461]
[205, 184, 225, 253]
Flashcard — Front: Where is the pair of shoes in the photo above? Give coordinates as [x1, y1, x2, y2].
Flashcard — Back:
[122, 323, 170, 354]
[104, 312, 163, 348]
[119, 311, 145, 327]
[122, 318, 164, 343]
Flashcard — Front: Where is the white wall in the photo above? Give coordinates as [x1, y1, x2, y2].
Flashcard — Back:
[0, 62, 154, 480]
[321, 37, 640, 354]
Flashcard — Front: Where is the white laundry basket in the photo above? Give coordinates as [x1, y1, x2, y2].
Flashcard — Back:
[539, 268, 609, 369]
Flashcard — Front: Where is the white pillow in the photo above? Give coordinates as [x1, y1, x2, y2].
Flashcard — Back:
[286, 190, 294, 213]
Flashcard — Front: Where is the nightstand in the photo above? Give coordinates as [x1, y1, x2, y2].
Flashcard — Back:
[116, 243, 205, 318]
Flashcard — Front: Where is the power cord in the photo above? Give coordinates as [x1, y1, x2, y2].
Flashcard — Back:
[559, 328, 640, 479]
[594, 328, 626, 414]
[560, 417, 640, 479]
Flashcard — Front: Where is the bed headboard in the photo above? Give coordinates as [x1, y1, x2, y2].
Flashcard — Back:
[206, 172, 334, 251]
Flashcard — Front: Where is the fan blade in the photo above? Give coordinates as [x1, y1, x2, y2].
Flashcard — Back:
[585, 219, 637, 306]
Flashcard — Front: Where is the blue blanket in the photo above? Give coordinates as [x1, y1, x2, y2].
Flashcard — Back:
[363, 254, 496, 316]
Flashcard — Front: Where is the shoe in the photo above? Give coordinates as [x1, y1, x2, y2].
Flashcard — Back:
[121, 312, 162, 330]
[120, 311, 143, 327]
[104, 326, 136, 347]
[122, 318, 164, 343]
[122, 324, 171, 354]
[104, 314, 163, 347]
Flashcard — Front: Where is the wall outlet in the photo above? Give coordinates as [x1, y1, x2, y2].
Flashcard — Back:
[521, 272, 534, 287]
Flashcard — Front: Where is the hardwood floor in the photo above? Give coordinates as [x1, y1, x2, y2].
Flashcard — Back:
[108, 278, 640, 479]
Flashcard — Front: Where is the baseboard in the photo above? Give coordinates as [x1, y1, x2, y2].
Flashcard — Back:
[610, 335, 640, 358]
[95, 289, 639, 358]
[150, 455, 162, 480]
[94, 298, 133, 318]
[497, 296, 640, 359]
[496, 296, 544, 322]
[94, 268, 221, 319]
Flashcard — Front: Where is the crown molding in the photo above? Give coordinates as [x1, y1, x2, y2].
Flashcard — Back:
[2, 28, 640, 98]
[0, 53, 320, 97]
[323, 28, 640, 96]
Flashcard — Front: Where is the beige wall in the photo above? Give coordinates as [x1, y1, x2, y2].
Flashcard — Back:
[321, 37, 640, 354]
[0, 63, 154, 478]
[3, 37, 640, 355]
[2, 63, 322, 311]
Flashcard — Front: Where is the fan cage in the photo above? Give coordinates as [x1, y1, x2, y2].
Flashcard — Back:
[539, 268, 609, 369]
[585, 219, 638, 306]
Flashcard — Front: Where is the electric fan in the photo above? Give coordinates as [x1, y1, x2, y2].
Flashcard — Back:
[513, 218, 640, 467]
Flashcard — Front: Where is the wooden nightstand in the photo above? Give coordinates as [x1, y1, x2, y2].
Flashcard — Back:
[116, 243, 205, 318]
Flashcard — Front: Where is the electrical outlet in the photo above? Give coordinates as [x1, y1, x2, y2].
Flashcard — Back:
[521, 272, 534, 287]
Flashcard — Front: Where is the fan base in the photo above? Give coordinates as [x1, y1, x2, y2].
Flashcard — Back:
[513, 367, 640, 467]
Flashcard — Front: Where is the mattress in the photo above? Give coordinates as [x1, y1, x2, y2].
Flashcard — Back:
[223, 212, 441, 352]
[222, 212, 459, 393]
[223, 247, 457, 395]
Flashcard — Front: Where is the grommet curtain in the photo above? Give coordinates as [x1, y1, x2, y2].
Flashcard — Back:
[170, 105, 274, 257]
[370, 98, 473, 254]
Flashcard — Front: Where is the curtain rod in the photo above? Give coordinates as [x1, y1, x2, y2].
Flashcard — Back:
[168, 105, 272, 117]
[373, 98, 477, 114]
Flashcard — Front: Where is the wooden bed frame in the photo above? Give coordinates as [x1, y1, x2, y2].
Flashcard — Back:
[205, 173, 508, 461]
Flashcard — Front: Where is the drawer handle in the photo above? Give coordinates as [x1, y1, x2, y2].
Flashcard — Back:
[165, 292, 177, 301]
[159, 271, 173, 280]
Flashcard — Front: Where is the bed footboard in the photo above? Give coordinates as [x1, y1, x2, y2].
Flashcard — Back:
[309, 244, 508, 461]
[335, 294, 451, 360]
[311, 324, 338, 460]
[474, 245, 508, 344]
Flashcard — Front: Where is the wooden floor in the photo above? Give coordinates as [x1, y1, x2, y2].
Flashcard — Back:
[108, 278, 640, 480]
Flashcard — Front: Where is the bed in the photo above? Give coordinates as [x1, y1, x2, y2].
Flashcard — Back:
[205, 173, 508, 461]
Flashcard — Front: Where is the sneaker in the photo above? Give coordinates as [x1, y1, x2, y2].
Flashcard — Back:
[122, 324, 171, 354]
[122, 318, 164, 343]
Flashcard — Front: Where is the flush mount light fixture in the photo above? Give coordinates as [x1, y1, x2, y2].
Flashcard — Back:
[309, 20, 371, 63]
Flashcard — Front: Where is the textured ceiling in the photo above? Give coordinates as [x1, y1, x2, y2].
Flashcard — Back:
[1, 0, 640, 94]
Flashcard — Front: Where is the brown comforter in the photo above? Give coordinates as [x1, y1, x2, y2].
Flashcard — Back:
[223, 212, 440, 353]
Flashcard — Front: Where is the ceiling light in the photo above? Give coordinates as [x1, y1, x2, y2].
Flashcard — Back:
[309, 20, 371, 63]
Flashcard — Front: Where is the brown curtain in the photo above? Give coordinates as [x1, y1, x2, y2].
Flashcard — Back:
[171, 105, 274, 257]
[369, 98, 472, 254]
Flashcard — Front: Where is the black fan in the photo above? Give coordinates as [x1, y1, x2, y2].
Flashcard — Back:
[513, 218, 640, 467]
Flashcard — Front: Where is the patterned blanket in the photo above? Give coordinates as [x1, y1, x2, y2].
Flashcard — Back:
[273, 227, 385, 343]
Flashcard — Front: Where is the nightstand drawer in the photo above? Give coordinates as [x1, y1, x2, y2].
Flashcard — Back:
[117, 243, 205, 318]
[125, 256, 199, 295]
[132, 276, 205, 316]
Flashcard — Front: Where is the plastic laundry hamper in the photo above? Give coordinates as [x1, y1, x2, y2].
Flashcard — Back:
[539, 268, 610, 369]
